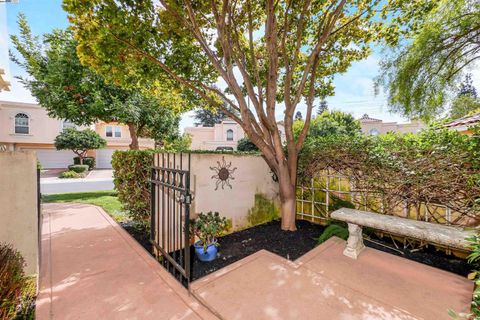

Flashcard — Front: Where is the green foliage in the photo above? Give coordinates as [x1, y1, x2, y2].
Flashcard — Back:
[449, 95, 480, 120]
[0, 243, 30, 319]
[10, 16, 181, 144]
[161, 134, 192, 152]
[111, 150, 153, 225]
[302, 126, 480, 218]
[237, 138, 259, 152]
[449, 234, 480, 319]
[67, 165, 89, 173]
[296, 111, 361, 175]
[378, 0, 480, 121]
[317, 222, 349, 245]
[55, 128, 106, 162]
[74, 156, 95, 170]
[194, 109, 227, 127]
[59, 170, 83, 179]
[190, 212, 229, 252]
[247, 194, 279, 227]
[42, 191, 126, 222]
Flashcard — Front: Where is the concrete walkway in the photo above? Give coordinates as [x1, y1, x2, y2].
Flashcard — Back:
[37, 203, 217, 320]
[191, 237, 473, 320]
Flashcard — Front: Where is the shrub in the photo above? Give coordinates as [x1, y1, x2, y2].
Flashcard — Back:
[0, 243, 26, 319]
[74, 156, 95, 170]
[111, 150, 153, 225]
[449, 234, 480, 319]
[60, 170, 82, 179]
[190, 212, 228, 252]
[237, 137, 259, 152]
[67, 164, 89, 173]
[317, 222, 349, 245]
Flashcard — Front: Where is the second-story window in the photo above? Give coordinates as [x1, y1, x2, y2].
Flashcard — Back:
[14, 113, 29, 134]
[226, 129, 234, 141]
[106, 125, 122, 138]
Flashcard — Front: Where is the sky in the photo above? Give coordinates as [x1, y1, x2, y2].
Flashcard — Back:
[1, 0, 476, 131]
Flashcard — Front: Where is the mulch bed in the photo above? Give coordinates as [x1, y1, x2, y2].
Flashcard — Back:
[191, 219, 323, 281]
[120, 219, 471, 282]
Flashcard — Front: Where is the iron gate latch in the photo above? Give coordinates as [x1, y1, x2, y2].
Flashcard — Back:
[176, 193, 192, 205]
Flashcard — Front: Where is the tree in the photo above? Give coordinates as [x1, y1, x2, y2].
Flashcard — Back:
[295, 111, 303, 121]
[378, 0, 480, 121]
[449, 96, 480, 120]
[54, 128, 106, 164]
[64, 0, 419, 231]
[10, 15, 181, 150]
[194, 109, 227, 127]
[237, 138, 259, 152]
[317, 100, 328, 115]
[459, 74, 477, 98]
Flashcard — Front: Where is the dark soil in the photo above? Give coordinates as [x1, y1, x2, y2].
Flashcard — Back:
[191, 219, 323, 281]
[120, 221, 152, 253]
[119, 219, 471, 282]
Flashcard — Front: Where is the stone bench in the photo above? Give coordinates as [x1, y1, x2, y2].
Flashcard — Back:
[331, 208, 477, 259]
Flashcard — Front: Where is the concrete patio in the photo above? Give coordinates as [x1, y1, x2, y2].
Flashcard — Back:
[38, 203, 473, 319]
[191, 238, 473, 319]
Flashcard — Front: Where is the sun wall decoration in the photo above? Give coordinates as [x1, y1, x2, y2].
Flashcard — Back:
[210, 156, 237, 190]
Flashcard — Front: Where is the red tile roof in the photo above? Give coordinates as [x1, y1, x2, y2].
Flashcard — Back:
[445, 112, 480, 128]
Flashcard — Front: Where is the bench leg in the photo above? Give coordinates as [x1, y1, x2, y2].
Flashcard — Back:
[343, 223, 365, 259]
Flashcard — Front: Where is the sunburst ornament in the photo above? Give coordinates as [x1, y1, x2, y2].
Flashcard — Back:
[210, 156, 237, 190]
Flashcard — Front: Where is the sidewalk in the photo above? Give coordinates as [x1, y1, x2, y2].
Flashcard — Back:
[40, 170, 114, 194]
[37, 203, 217, 320]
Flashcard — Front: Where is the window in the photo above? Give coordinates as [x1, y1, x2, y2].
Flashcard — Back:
[62, 120, 76, 130]
[14, 113, 29, 134]
[106, 126, 121, 138]
[226, 129, 234, 141]
[369, 128, 379, 136]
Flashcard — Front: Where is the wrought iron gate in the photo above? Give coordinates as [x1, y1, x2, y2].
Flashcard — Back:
[150, 153, 192, 287]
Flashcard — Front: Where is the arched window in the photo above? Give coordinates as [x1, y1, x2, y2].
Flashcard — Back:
[369, 128, 379, 136]
[226, 129, 234, 141]
[15, 113, 29, 134]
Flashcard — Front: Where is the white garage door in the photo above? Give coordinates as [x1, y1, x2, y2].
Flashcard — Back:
[29, 149, 76, 169]
[96, 149, 116, 169]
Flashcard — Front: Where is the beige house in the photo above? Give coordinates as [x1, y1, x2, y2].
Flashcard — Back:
[359, 114, 426, 135]
[444, 112, 480, 136]
[0, 100, 154, 168]
[185, 118, 286, 151]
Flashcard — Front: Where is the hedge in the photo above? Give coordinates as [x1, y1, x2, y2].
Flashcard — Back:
[67, 164, 89, 173]
[74, 156, 95, 170]
[111, 150, 153, 225]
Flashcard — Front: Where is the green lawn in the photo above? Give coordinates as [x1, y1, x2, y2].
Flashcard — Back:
[42, 191, 127, 222]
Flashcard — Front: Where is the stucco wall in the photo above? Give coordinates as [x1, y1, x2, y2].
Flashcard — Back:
[189, 153, 280, 230]
[0, 151, 38, 274]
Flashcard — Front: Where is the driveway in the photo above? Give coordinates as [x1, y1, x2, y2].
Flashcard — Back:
[40, 169, 114, 194]
[37, 203, 217, 320]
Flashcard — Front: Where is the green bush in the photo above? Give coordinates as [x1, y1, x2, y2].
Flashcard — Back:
[74, 156, 95, 170]
[60, 170, 82, 179]
[0, 243, 26, 319]
[112, 150, 153, 225]
[190, 212, 228, 252]
[67, 164, 89, 173]
[237, 137, 259, 152]
[317, 222, 349, 245]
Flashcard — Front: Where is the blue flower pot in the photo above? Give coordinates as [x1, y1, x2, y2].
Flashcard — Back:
[194, 241, 218, 262]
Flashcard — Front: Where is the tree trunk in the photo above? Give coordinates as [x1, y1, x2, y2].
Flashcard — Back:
[127, 123, 139, 150]
[277, 163, 297, 231]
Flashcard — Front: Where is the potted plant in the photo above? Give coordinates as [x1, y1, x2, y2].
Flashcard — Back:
[190, 212, 228, 262]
